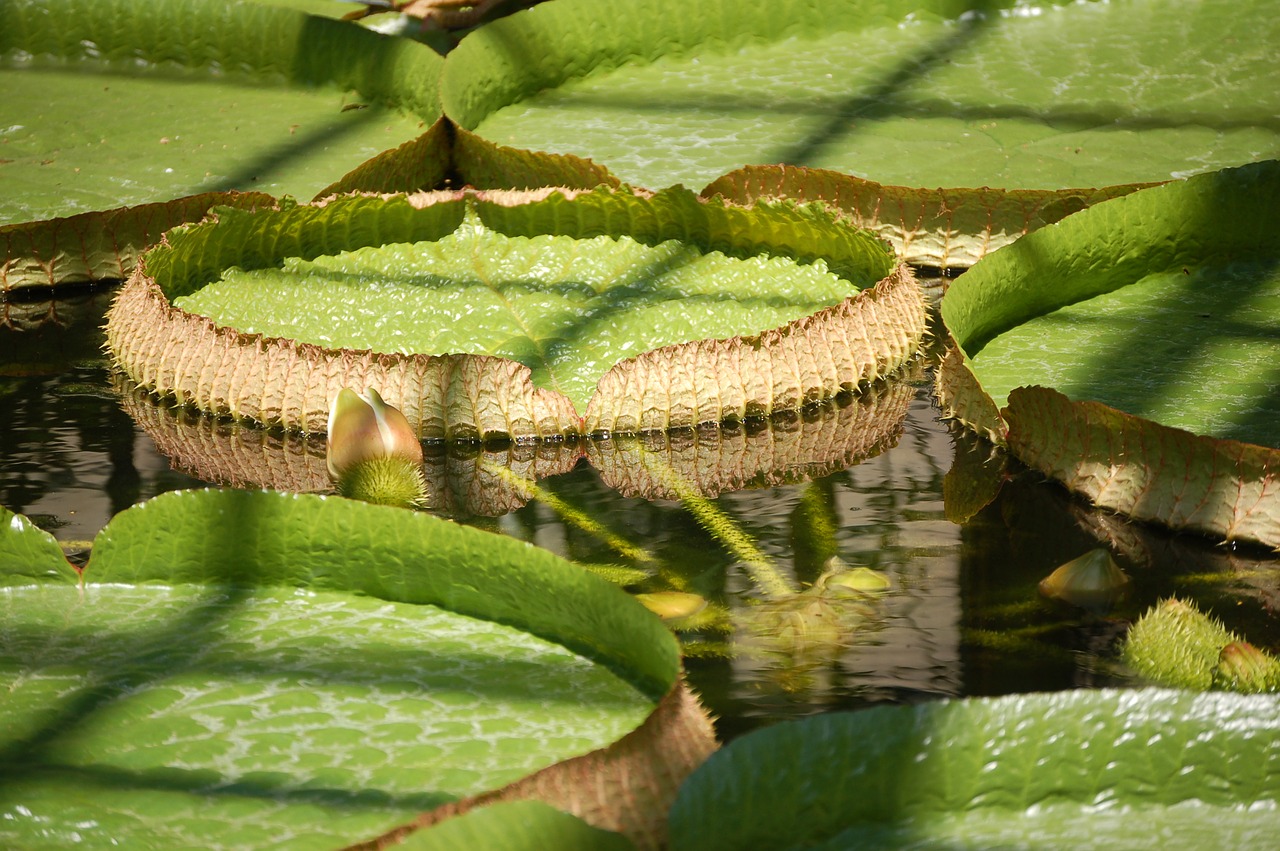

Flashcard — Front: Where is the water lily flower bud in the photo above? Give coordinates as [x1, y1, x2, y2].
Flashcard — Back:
[1038, 548, 1129, 612]
[1214, 641, 1280, 694]
[326, 388, 426, 508]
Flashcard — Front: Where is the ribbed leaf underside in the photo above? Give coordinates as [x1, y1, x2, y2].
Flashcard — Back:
[1005, 387, 1280, 550]
[320, 121, 623, 198]
[0, 191, 275, 292]
[703, 165, 1149, 269]
[937, 161, 1280, 547]
[589, 380, 913, 500]
[584, 265, 923, 434]
[106, 188, 925, 440]
[933, 341, 1006, 445]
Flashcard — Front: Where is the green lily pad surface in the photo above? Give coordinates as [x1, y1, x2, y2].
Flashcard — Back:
[451, 0, 1279, 191]
[106, 187, 923, 437]
[938, 160, 1280, 546]
[669, 689, 1280, 851]
[703, 165, 1148, 269]
[0, 0, 441, 225]
[969, 259, 1280, 447]
[943, 160, 1280, 447]
[394, 800, 636, 851]
[0, 491, 675, 848]
[174, 217, 857, 413]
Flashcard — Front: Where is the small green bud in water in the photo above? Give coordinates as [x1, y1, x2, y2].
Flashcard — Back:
[635, 591, 708, 622]
[326, 388, 426, 508]
[817, 559, 892, 597]
[1038, 548, 1129, 612]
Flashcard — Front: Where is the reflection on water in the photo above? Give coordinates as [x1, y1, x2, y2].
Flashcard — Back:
[1, 284, 1277, 740]
[0, 287, 208, 546]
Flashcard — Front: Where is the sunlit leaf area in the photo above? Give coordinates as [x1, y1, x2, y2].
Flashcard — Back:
[2, 0, 1278, 847]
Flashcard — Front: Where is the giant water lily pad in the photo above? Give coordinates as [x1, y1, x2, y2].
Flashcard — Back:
[938, 160, 1280, 548]
[668, 688, 1280, 850]
[0, 489, 715, 848]
[105, 186, 926, 440]
[0, 0, 441, 226]
[446, 0, 1280, 193]
[318, 118, 624, 199]
[0, 0, 443, 293]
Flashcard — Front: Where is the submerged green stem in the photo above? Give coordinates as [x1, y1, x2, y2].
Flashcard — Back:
[480, 459, 657, 566]
[637, 445, 798, 599]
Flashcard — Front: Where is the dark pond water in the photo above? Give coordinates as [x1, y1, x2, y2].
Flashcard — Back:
[2, 282, 1278, 742]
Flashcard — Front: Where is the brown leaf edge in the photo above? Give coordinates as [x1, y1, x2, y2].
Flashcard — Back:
[118, 378, 333, 494]
[107, 186, 922, 441]
[317, 117, 622, 198]
[702, 164, 1153, 271]
[1, 191, 277, 293]
[1004, 385, 1280, 551]
[590, 379, 914, 501]
[105, 259, 582, 440]
[346, 676, 717, 851]
[585, 263, 927, 434]
[933, 338, 1007, 446]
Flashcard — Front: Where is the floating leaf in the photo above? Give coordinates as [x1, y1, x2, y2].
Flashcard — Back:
[0, 504, 78, 585]
[320, 118, 623, 198]
[1003, 386, 1280, 549]
[447, 0, 1280, 192]
[106, 187, 925, 440]
[0, 489, 715, 848]
[0, 0, 441, 226]
[1, 191, 275, 292]
[938, 160, 1280, 547]
[390, 800, 635, 851]
[669, 689, 1280, 851]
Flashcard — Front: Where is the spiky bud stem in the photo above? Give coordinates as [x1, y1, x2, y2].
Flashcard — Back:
[336, 456, 428, 509]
